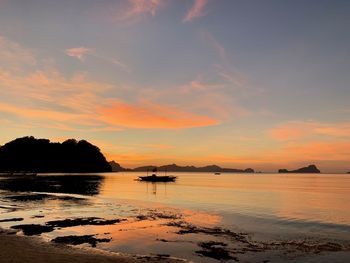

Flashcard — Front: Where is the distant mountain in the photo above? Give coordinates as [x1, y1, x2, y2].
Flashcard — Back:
[131, 163, 254, 173]
[109, 161, 129, 172]
[0, 136, 111, 173]
[278, 164, 320, 174]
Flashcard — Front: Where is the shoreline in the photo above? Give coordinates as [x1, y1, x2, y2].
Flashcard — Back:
[0, 228, 190, 263]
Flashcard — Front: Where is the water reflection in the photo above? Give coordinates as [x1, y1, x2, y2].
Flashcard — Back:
[1, 173, 350, 262]
[142, 182, 172, 195]
[0, 175, 104, 196]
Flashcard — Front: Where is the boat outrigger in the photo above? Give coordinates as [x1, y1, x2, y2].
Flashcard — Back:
[0, 172, 37, 178]
[138, 168, 177, 182]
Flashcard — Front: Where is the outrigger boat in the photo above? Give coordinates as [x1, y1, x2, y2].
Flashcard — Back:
[0, 172, 37, 178]
[138, 168, 177, 182]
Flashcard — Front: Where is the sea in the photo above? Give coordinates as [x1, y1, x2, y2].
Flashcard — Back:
[0, 172, 349, 262]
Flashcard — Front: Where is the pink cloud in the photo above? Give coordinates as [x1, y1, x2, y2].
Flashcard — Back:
[65, 47, 93, 61]
[118, 0, 164, 22]
[183, 0, 208, 23]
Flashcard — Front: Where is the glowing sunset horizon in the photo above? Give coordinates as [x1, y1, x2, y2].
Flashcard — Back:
[0, 0, 349, 173]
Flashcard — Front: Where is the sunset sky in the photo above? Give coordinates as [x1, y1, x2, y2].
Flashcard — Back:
[0, 0, 349, 172]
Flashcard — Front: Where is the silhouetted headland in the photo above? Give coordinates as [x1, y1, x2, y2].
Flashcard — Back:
[109, 161, 131, 172]
[0, 136, 111, 173]
[278, 164, 321, 173]
[109, 162, 254, 173]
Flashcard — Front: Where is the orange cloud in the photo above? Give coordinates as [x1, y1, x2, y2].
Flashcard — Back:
[269, 121, 350, 141]
[98, 100, 219, 129]
[183, 0, 208, 22]
[1, 67, 219, 131]
[280, 141, 350, 161]
[1, 38, 221, 131]
[0, 102, 96, 126]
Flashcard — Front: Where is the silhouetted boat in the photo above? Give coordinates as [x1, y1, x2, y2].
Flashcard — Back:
[138, 167, 177, 182]
[214, 172, 221, 175]
[138, 174, 177, 182]
[0, 172, 37, 178]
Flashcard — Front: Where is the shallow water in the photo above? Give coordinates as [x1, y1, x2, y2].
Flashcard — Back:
[0, 172, 350, 262]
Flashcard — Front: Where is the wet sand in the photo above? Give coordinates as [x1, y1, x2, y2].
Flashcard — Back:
[0, 228, 189, 263]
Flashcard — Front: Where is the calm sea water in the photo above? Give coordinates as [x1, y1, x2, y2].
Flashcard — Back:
[1, 172, 350, 262]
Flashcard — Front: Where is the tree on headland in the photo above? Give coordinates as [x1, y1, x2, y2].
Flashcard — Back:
[0, 136, 111, 172]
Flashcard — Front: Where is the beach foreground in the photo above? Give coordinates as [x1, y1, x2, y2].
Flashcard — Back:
[0, 229, 189, 263]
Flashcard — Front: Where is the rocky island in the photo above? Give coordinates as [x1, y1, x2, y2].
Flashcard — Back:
[0, 136, 111, 173]
[278, 164, 321, 174]
[109, 162, 254, 173]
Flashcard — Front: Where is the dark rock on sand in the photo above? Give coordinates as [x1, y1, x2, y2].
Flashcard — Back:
[11, 217, 122, 236]
[268, 240, 345, 254]
[46, 217, 124, 228]
[11, 224, 54, 235]
[0, 218, 24, 223]
[136, 211, 182, 221]
[169, 221, 249, 244]
[31, 215, 45, 219]
[196, 241, 237, 261]
[5, 194, 86, 202]
[52, 235, 111, 247]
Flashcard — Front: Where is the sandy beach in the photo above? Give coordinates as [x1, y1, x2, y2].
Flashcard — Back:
[0, 229, 189, 263]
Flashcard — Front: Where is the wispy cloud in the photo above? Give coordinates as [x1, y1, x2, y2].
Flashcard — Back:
[117, 0, 164, 22]
[111, 58, 131, 73]
[183, 0, 208, 23]
[0, 36, 36, 70]
[201, 30, 260, 98]
[201, 30, 226, 61]
[65, 47, 93, 61]
[65, 46, 131, 72]
[180, 77, 223, 94]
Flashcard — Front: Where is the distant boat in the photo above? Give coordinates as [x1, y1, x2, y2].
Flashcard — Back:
[138, 167, 177, 182]
[214, 172, 221, 175]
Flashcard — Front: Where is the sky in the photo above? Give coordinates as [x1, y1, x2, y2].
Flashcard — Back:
[0, 0, 349, 172]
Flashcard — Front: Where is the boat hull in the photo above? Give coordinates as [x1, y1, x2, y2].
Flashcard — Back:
[138, 175, 177, 182]
[0, 173, 37, 178]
